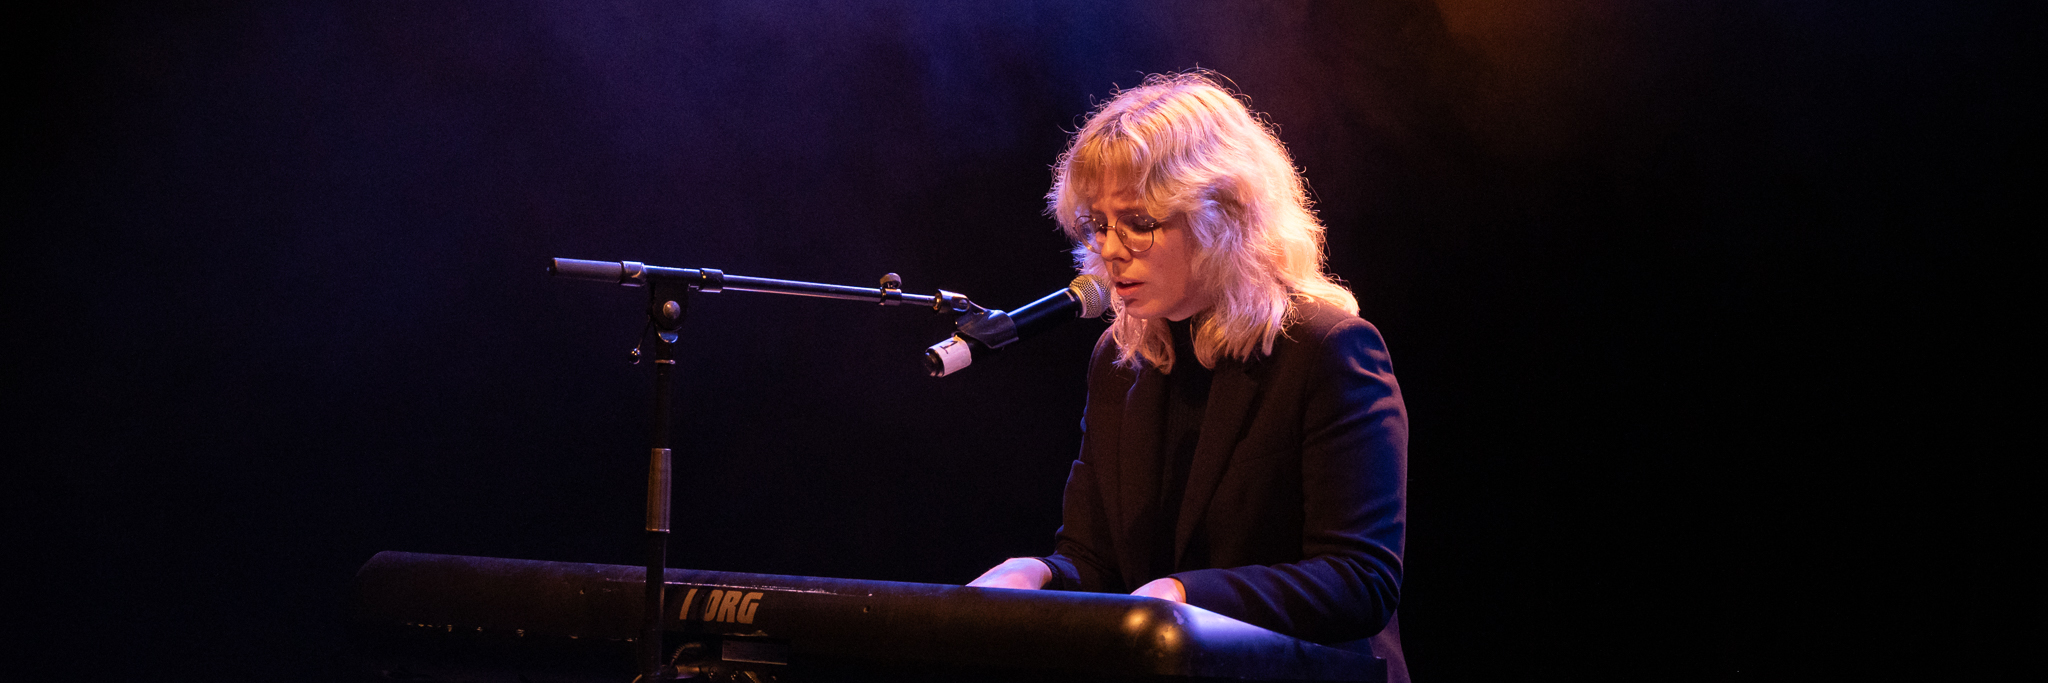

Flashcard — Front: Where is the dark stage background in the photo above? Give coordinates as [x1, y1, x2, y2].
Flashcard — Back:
[13, 1, 2028, 681]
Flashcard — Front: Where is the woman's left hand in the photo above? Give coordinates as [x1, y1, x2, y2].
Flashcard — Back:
[1130, 577, 1186, 603]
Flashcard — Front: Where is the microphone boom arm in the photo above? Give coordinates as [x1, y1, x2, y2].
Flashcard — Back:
[549, 257, 976, 314]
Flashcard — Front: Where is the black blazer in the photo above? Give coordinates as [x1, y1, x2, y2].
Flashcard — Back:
[1043, 301, 1409, 681]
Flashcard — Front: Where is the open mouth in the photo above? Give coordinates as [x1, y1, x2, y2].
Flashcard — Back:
[1113, 279, 1142, 296]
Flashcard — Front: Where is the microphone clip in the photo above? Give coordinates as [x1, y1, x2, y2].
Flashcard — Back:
[953, 305, 1020, 350]
[925, 303, 1012, 378]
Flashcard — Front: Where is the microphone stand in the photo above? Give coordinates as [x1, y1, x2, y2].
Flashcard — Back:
[547, 258, 974, 682]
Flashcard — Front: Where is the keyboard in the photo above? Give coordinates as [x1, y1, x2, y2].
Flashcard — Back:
[352, 551, 1385, 682]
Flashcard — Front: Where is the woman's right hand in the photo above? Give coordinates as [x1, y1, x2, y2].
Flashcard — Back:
[966, 557, 1053, 590]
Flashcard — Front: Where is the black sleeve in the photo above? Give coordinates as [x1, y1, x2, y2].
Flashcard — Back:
[1043, 458, 1120, 592]
[1043, 331, 1125, 593]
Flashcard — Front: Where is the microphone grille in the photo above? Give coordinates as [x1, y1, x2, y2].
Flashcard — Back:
[1068, 274, 1112, 318]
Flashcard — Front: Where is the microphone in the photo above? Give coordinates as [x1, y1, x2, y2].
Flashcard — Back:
[925, 274, 1111, 377]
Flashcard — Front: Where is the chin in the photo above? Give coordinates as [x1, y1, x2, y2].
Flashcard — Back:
[1118, 301, 1162, 320]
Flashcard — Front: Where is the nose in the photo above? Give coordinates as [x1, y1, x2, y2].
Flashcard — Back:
[1097, 227, 1134, 263]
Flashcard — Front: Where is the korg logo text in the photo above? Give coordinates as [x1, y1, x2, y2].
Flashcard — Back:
[675, 588, 764, 624]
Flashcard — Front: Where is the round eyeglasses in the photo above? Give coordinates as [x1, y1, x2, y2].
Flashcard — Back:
[1077, 211, 1163, 254]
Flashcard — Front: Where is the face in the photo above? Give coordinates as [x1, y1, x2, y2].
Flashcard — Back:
[1085, 187, 1207, 321]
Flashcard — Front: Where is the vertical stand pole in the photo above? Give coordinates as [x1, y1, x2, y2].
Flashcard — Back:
[639, 294, 687, 682]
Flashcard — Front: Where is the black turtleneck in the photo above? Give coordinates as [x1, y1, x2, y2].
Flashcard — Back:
[1150, 317, 1214, 575]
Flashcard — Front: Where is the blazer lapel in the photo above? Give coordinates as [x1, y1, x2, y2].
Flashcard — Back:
[1173, 358, 1260, 567]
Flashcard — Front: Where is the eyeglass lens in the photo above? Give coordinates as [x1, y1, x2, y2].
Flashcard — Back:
[1082, 212, 1158, 253]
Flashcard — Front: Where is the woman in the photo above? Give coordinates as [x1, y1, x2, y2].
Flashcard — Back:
[968, 72, 1410, 680]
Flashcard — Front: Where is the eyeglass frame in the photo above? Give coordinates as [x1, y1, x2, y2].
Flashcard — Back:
[1076, 210, 1166, 254]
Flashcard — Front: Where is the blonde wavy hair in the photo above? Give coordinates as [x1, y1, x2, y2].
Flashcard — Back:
[1049, 72, 1357, 372]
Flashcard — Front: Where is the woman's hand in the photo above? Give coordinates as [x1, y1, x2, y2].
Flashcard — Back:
[1130, 577, 1185, 603]
[966, 557, 1053, 590]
